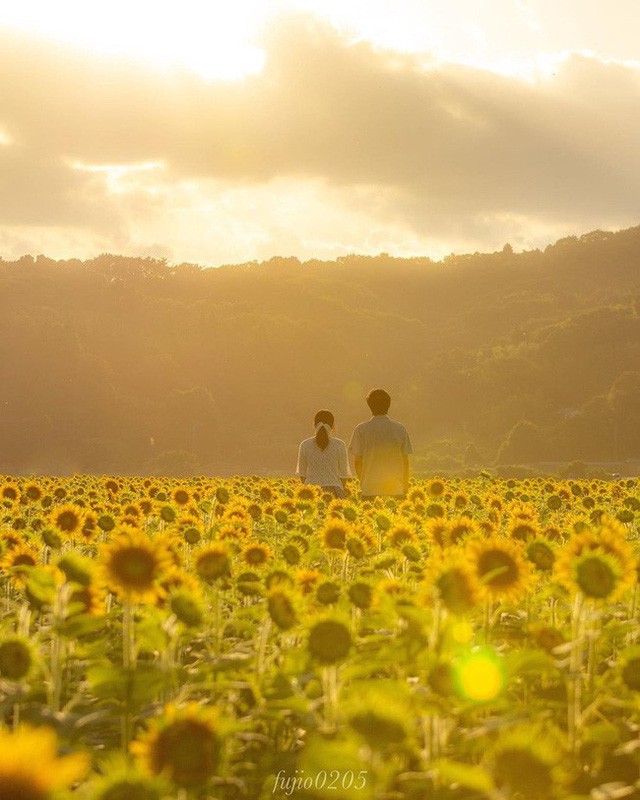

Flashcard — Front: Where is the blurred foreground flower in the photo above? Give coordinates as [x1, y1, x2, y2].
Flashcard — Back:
[0, 726, 89, 800]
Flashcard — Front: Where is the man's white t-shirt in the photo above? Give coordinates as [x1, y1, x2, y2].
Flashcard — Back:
[296, 437, 351, 488]
[348, 415, 412, 496]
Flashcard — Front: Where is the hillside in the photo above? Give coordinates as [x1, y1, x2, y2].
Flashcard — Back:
[1, 226, 639, 475]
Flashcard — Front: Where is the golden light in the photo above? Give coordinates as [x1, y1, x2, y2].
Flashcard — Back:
[449, 619, 474, 644]
[454, 649, 505, 702]
[0, 1, 269, 81]
[71, 160, 164, 194]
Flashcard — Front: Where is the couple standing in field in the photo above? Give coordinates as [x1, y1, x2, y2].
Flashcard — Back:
[296, 388, 412, 499]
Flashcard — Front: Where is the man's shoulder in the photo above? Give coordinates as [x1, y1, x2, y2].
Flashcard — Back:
[387, 417, 409, 432]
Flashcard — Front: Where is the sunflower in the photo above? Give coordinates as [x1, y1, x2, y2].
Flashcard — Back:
[194, 544, 232, 583]
[56, 552, 94, 586]
[424, 547, 481, 615]
[22, 482, 43, 503]
[0, 542, 39, 586]
[104, 478, 120, 495]
[169, 587, 205, 628]
[131, 704, 222, 789]
[562, 549, 626, 601]
[267, 588, 299, 630]
[0, 480, 19, 505]
[507, 500, 537, 523]
[241, 541, 273, 567]
[296, 484, 319, 503]
[171, 487, 192, 507]
[296, 569, 322, 595]
[447, 516, 479, 545]
[488, 724, 569, 799]
[68, 583, 106, 617]
[466, 535, 533, 601]
[49, 503, 85, 539]
[386, 524, 417, 547]
[79, 510, 99, 542]
[0, 725, 89, 800]
[526, 538, 556, 572]
[308, 618, 352, 664]
[346, 683, 409, 748]
[0, 636, 36, 682]
[509, 519, 540, 542]
[423, 518, 450, 547]
[0, 529, 26, 552]
[407, 487, 426, 505]
[85, 756, 165, 800]
[100, 528, 172, 602]
[320, 520, 351, 551]
[216, 524, 244, 543]
[427, 479, 446, 497]
[554, 519, 636, 599]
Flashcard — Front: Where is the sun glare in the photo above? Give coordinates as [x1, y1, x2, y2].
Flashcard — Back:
[0, 1, 269, 80]
[454, 650, 505, 702]
[72, 160, 165, 193]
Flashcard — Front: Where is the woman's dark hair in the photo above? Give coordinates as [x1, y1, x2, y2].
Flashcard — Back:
[314, 409, 334, 451]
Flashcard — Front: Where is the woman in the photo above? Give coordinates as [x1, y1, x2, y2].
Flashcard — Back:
[296, 410, 351, 497]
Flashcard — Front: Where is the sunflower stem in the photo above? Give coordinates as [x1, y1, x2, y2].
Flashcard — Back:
[50, 583, 68, 714]
[213, 583, 221, 657]
[429, 598, 442, 652]
[585, 600, 600, 695]
[121, 596, 136, 752]
[256, 616, 271, 686]
[567, 592, 584, 753]
[122, 596, 136, 670]
[482, 599, 492, 645]
[628, 582, 639, 643]
[341, 551, 349, 583]
[321, 664, 339, 729]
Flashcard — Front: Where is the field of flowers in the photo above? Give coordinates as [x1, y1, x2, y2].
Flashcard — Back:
[0, 474, 639, 800]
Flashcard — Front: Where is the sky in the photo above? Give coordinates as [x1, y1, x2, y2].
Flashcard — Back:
[1, 1, 639, 265]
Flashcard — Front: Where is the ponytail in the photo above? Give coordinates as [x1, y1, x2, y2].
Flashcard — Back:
[313, 409, 334, 451]
[315, 423, 330, 451]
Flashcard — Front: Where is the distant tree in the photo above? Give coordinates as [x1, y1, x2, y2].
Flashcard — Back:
[607, 371, 640, 459]
[497, 420, 548, 464]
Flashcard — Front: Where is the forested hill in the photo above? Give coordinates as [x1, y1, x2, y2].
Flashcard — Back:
[1, 226, 640, 476]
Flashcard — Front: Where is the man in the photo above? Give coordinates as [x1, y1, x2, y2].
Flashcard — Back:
[348, 388, 412, 499]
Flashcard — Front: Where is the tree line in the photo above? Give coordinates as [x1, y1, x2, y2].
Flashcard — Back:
[1, 226, 639, 476]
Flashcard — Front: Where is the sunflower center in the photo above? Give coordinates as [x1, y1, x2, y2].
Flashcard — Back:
[0, 641, 32, 680]
[477, 549, 518, 587]
[56, 511, 80, 532]
[12, 554, 36, 568]
[437, 568, 476, 613]
[494, 747, 553, 795]
[575, 556, 616, 598]
[0, 776, 47, 800]
[152, 720, 220, 788]
[111, 547, 157, 588]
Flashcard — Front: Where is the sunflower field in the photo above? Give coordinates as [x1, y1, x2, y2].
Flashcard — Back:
[0, 474, 639, 800]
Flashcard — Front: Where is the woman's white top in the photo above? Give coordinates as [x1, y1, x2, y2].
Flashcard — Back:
[296, 437, 351, 488]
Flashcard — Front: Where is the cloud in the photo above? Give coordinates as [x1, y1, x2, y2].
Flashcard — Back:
[1, 15, 639, 260]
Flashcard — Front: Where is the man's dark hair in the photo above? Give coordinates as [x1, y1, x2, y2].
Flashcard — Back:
[366, 388, 391, 415]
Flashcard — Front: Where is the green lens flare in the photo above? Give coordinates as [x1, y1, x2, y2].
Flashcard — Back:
[454, 649, 505, 702]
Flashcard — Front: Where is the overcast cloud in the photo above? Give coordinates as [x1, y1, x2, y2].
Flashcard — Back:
[1, 14, 639, 262]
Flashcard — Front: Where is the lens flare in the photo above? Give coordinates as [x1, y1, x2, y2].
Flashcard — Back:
[454, 650, 504, 702]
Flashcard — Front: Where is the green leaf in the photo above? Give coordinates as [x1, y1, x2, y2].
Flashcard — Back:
[434, 759, 494, 795]
[87, 663, 165, 705]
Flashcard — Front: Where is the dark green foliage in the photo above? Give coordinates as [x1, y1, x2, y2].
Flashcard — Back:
[1, 226, 640, 475]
